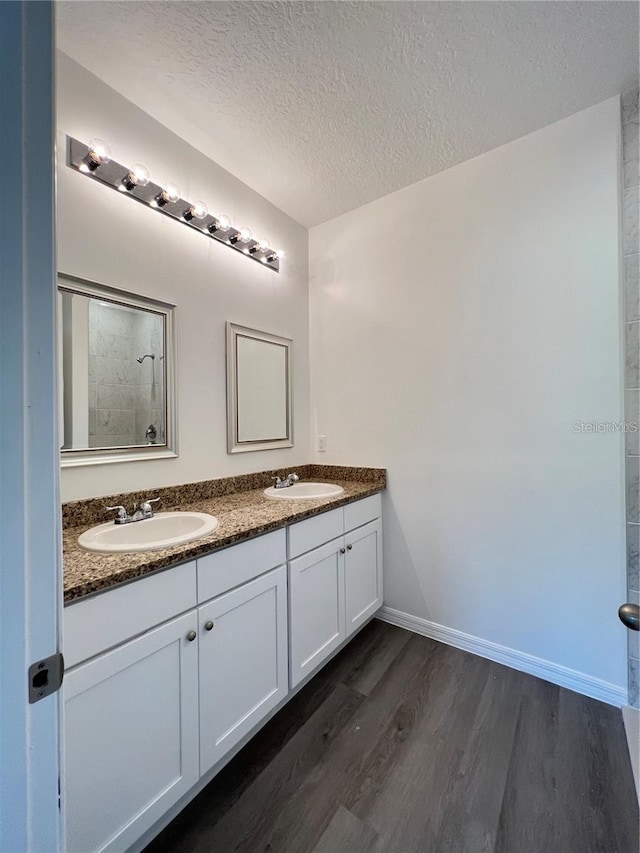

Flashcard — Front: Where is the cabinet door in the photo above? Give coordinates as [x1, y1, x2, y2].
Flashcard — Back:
[64, 611, 199, 853]
[345, 519, 383, 637]
[199, 565, 288, 775]
[289, 538, 345, 688]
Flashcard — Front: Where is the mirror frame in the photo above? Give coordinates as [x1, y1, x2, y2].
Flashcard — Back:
[226, 322, 293, 454]
[58, 273, 178, 467]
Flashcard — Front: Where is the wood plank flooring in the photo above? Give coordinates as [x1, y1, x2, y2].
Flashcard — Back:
[145, 620, 639, 853]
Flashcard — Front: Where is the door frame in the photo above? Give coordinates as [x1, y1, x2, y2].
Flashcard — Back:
[0, 2, 63, 850]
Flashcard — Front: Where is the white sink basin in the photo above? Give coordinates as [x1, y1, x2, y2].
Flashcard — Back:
[78, 512, 219, 553]
[263, 482, 344, 500]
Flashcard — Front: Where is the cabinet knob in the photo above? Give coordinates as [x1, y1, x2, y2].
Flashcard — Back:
[340, 548, 346, 554]
[347, 544, 353, 550]
[204, 620, 214, 631]
[186, 630, 197, 642]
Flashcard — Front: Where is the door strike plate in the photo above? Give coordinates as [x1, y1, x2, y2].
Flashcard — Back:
[28, 653, 64, 704]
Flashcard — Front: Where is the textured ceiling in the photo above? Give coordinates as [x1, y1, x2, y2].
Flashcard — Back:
[57, 1, 639, 227]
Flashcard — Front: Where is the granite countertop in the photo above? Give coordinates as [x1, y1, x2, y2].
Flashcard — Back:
[63, 466, 385, 603]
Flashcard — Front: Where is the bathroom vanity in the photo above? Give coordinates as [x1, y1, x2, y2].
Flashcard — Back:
[61, 467, 384, 853]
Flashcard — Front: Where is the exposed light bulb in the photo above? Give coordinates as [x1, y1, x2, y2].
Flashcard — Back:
[90, 139, 111, 163]
[250, 236, 272, 255]
[121, 163, 150, 191]
[208, 213, 232, 234]
[131, 164, 150, 185]
[81, 138, 111, 172]
[153, 182, 181, 207]
[183, 200, 208, 221]
[267, 249, 285, 264]
[239, 227, 253, 243]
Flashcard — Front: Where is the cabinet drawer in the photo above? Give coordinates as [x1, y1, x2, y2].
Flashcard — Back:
[64, 561, 197, 669]
[197, 529, 286, 602]
[288, 506, 344, 559]
[344, 493, 381, 531]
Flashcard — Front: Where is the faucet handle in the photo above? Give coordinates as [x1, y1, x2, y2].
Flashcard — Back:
[288, 472, 299, 483]
[105, 505, 127, 520]
[140, 497, 161, 513]
[272, 476, 283, 485]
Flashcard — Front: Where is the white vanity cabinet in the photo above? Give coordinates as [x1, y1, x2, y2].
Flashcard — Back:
[288, 494, 383, 688]
[62, 494, 382, 853]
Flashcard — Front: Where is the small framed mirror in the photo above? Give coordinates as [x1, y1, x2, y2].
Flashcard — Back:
[226, 322, 293, 454]
[58, 273, 177, 467]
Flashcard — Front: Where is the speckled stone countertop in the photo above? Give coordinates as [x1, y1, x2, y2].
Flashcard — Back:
[63, 465, 386, 603]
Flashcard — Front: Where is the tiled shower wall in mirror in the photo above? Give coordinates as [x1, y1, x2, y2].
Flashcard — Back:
[88, 301, 164, 448]
[623, 88, 640, 707]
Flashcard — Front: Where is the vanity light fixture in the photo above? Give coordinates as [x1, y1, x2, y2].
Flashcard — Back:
[120, 163, 150, 192]
[67, 136, 281, 272]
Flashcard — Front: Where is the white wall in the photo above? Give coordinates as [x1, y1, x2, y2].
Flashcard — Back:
[57, 53, 310, 501]
[310, 98, 627, 692]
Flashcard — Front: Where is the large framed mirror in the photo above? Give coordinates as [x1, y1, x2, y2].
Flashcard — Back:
[226, 322, 293, 454]
[58, 273, 177, 466]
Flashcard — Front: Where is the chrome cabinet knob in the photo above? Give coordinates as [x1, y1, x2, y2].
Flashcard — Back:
[186, 630, 197, 642]
[340, 548, 346, 554]
[347, 544, 353, 550]
[204, 620, 214, 631]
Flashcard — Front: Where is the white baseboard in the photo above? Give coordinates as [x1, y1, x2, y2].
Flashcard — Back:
[377, 606, 627, 708]
[622, 705, 640, 803]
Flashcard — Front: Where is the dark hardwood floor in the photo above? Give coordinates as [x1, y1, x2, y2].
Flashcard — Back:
[145, 620, 639, 853]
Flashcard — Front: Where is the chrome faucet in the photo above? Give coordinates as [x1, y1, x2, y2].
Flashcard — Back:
[271, 472, 300, 489]
[106, 497, 161, 524]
